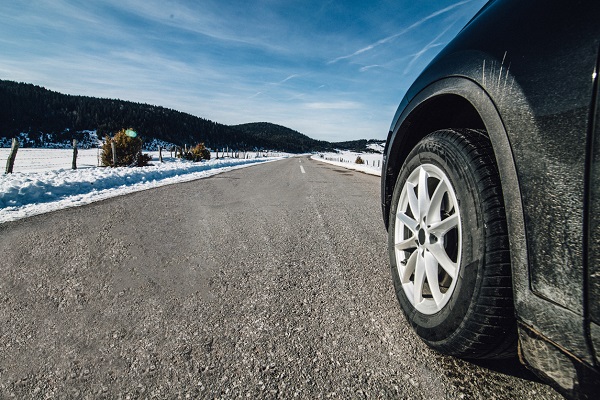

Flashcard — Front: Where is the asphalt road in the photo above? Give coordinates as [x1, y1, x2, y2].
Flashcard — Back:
[0, 156, 561, 399]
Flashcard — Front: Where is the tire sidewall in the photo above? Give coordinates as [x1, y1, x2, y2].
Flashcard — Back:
[389, 133, 486, 344]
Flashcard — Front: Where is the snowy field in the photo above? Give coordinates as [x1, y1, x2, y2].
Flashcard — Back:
[0, 148, 285, 224]
[1, 148, 103, 173]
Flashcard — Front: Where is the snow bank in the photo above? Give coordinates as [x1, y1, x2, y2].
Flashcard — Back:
[0, 157, 280, 223]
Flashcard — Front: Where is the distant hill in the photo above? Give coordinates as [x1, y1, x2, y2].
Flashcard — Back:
[0, 79, 381, 153]
[231, 122, 331, 153]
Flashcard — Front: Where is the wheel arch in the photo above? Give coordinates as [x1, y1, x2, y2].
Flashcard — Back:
[384, 92, 486, 224]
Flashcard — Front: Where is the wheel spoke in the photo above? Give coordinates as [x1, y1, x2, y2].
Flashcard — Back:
[413, 251, 426, 305]
[406, 182, 419, 222]
[400, 250, 417, 283]
[427, 179, 448, 224]
[429, 242, 457, 279]
[395, 235, 417, 251]
[429, 214, 459, 236]
[418, 167, 430, 221]
[396, 211, 418, 233]
[424, 251, 444, 306]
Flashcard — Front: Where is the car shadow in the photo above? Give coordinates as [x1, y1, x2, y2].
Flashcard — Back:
[467, 357, 543, 383]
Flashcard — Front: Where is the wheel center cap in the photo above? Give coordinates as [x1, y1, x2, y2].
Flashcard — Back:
[418, 228, 426, 245]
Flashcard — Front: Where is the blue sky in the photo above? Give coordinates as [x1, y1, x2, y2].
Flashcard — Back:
[0, 0, 487, 142]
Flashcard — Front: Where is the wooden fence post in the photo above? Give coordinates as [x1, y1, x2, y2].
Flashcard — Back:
[72, 139, 78, 170]
[5, 138, 19, 174]
[111, 141, 117, 167]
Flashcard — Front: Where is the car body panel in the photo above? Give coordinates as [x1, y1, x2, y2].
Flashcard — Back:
[588, 49, 600, 365]
[381, 0, 600, 396]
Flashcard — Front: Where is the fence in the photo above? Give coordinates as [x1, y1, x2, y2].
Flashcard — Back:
[1, 139, 285, 174]
[322, 156, 382, 168]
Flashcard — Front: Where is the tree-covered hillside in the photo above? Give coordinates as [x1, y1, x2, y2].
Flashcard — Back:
[0, 80, 380, 153]
[0, 80, 227, 148]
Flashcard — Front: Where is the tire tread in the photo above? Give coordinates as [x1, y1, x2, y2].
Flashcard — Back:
[441, 129, 516, 359]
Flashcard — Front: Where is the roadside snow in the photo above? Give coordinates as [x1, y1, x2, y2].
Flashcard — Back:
[311, 151, 382, 176]
[0, 156, 282, 224]
[367, 142, 385, 153]
[1, 146, 381, 224]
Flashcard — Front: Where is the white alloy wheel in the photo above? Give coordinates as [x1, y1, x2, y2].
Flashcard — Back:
[394, 163, 462, 315]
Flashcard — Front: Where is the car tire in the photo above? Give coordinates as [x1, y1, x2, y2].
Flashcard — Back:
[388, 128, 517, 359]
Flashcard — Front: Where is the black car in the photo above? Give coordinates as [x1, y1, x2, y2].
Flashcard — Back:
[381, 0, 600, 398]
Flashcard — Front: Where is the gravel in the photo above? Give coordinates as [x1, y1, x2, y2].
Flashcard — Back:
[0, 157, 561, 399]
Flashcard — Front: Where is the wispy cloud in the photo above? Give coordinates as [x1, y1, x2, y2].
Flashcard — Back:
[359, 65, 382, 72]
[273, 74, 301, 85]
[246, 73, 305, 100]
[304, 101, 361, 110]
[103, 0, 278, 50]
[327, 0, 473, 64]
[403, 21, 457, 74]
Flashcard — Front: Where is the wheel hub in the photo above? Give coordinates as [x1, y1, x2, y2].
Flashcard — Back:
[418, 228, 426, 245]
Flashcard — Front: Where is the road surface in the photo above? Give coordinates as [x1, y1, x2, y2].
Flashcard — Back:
[0, 156, 560, 399]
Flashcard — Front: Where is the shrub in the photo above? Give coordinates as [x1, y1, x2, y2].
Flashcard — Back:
[101, 129, 152, 167]
[182, 143, 211, 162]
[355, 156, 365, 164]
